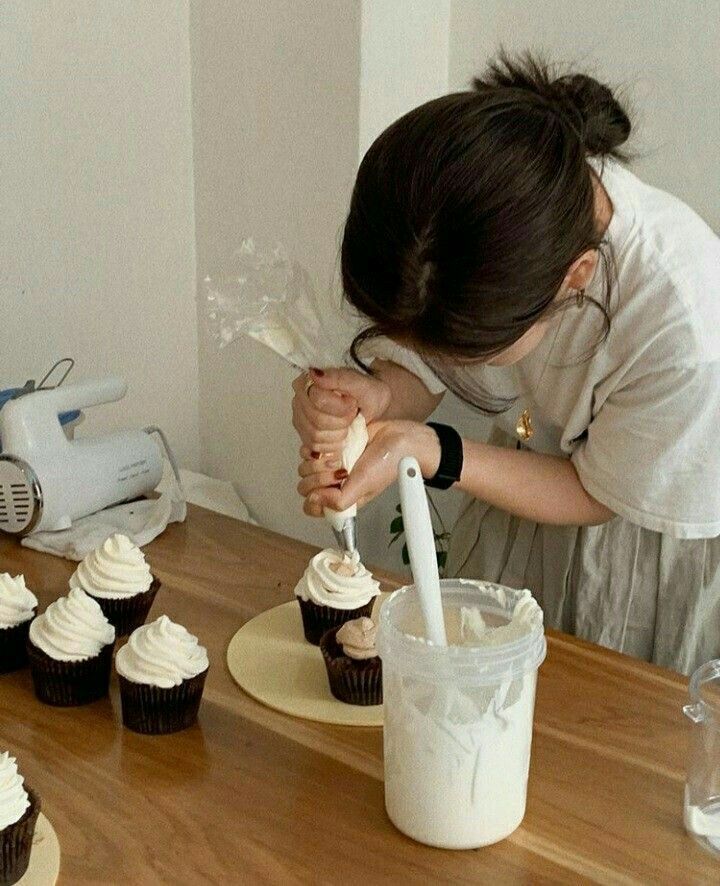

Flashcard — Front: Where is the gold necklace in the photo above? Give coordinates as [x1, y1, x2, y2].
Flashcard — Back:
[516, 408, 534, 442]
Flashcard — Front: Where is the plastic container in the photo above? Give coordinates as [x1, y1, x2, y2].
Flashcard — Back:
[683, 659, 720, 856]
[377, 579, 546, 849]
[0, 387, 81, 448]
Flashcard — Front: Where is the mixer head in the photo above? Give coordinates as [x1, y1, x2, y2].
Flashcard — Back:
[0, 456, 42, 534]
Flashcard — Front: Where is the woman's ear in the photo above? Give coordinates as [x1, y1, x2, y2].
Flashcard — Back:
[563, 249, 600, 293]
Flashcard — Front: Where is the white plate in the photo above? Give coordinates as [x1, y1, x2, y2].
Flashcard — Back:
[18, 813, 60, 886]
[227, 598, 385, 727]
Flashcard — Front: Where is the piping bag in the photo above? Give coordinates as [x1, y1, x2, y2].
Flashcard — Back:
[203, 238, 365, 552]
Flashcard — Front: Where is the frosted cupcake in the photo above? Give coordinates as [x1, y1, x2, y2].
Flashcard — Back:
[0, 574, 38, 673]
[294, 548, 380, 645]
[0, 752, 40, 885]
[320, 616, 383, 706]
[27, 588, 116, 706]
[115, 615, 209, 734]
[69, 533, 160, 636]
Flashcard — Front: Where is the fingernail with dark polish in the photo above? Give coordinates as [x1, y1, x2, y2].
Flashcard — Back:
[334, 469, 348, 480]
[311, 451, 320, 459]
[310, 368, 324, 377]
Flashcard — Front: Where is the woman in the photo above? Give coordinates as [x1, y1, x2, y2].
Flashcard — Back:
[291, 54, 720, 675]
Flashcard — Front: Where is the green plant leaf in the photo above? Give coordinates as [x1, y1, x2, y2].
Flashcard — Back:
[401, 542, 410, 565]
[395, 503, 403, 513]
[388, 533, 402, 547]
[390, 515, 404, 534]
[436, 550, 448, 570]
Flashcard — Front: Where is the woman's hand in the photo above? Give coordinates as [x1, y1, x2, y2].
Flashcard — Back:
[291, 367, 392, 455]
[298, 420, 441, 516]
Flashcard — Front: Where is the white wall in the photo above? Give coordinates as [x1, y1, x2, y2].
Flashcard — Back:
[0, 1, 200, 465]
[359, 1, 451, 158]
[189, 1, 363, 552]
[450, 0, 720, 232]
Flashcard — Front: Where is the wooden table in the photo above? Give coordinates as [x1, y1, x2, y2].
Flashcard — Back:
[0, 506, 716, 884]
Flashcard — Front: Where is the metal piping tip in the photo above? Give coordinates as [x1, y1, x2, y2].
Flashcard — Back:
[332, 517, 358, 554]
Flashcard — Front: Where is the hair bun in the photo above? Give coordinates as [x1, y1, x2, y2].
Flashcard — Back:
[552, 73, 631, 156]
[474, 52, 631, 158]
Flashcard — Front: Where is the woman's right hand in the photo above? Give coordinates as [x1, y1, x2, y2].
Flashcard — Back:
[291, 367, 391, 456]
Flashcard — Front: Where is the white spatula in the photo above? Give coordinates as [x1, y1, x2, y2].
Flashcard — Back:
[398, 456, 447, 646]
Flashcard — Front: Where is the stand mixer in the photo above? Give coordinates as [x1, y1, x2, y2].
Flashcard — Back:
[0, 377, 165, 535]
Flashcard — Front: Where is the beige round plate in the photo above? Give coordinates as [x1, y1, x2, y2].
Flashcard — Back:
[19, 813, 60, 886]
[227, 599, 386, 727]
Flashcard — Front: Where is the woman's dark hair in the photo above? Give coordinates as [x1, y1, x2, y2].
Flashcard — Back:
[342, 52, 631, 410]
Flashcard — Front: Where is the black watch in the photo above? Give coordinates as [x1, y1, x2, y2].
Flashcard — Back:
[424, 422, 464, 490]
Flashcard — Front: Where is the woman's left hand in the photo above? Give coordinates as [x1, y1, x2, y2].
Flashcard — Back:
[298, 420, 441, 516]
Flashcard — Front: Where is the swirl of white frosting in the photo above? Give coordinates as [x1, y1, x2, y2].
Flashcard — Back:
[294, 548, 380, 610]
[0, 752, 30, 829]
[0, 574, 38, 629]
[324, 412, 369, 529]
[28, 588, 115, 662]
[69, 533, 153, 600]
[115, 615, 209, 689]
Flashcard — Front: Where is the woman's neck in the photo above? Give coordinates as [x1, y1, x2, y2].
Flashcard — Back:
[592, 170, 614, 236]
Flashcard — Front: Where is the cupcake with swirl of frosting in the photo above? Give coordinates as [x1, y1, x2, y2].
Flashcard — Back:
[320, 616, 382, 706]
[115, 615, 209, 734]
[294, 548, 381, 645]
[0, 752, 40, 885]
[0, 574, 38, 674]
[27, 588, 116, 706]
[69, 533, 160, 637]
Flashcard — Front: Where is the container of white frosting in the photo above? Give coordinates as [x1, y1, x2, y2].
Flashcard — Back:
[377, 579, 546, 849]
[683, 659, 720, 857]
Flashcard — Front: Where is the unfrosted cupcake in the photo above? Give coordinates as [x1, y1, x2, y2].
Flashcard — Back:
[0, 752, 40, 885]
[69, 533, 160, 636]
[320, 616, 382, 705]
[294, 548, 380, 645]
[115, 615, 209, 735]
[27, 588, 116, 706]
[0, 574, 38, 673]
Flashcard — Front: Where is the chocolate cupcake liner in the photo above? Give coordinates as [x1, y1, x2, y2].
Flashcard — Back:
[87, 578, 161, 637]
[297, 597, 374, 646]
[119, 668, 208, 735]
[0, 787, 40, 886]
[320, 627, 383, 706]
[0, 619, 34, 674]
[27, 640, 114, 707]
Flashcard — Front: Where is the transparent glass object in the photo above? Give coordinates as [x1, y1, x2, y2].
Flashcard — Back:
[203, 237, 354, 369]
[684, 659, 720, 857]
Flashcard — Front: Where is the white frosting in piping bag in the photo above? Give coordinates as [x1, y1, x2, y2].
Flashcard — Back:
[115, 615, 209, 688]
[70, 533, 153, 600]
[294, 548, 380, 610]
[0, 574, 38, 629]
[0, 752, 30, 829]
[28, 588, 115, 662]
[324, 412, 369, 530]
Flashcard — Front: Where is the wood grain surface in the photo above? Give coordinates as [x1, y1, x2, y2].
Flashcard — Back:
[0, 506, 715, 884]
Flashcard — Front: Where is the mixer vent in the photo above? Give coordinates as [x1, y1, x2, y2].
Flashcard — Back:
[0, 458, 41, 534]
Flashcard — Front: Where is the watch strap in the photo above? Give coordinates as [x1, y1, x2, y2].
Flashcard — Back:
[424, 422, 464, 490]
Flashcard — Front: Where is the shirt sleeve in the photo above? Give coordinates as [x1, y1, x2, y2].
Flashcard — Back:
[572, 360, 720, 538]
[358, 337, 447, 396]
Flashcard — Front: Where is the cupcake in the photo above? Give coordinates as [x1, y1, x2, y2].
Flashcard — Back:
[27, 588, 115, 706]
[115, 615, 209, 735]
[69, 533, 160, 636]
[320, 617, 382, 705]
[0, 752, 40, 885]
[294, 548, 380, 645]
[0, 574, 38, 674]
